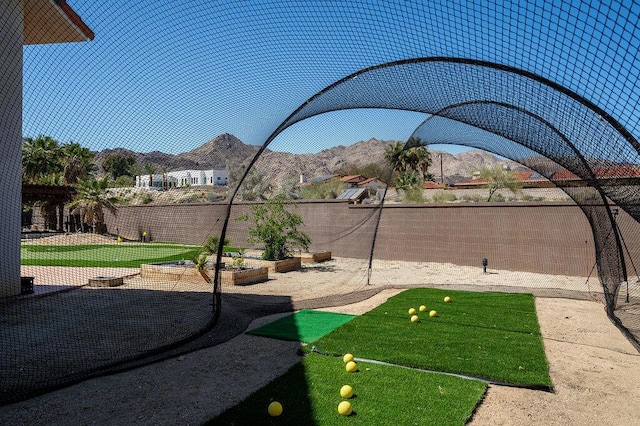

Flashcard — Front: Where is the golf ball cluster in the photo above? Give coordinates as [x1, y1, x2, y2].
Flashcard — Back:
[408, 296, 452, 322]
[339, 354, 356, 416]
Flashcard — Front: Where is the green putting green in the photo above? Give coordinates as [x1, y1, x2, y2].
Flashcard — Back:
[247, 309, 357, 343]
[20, 243, 202, 268]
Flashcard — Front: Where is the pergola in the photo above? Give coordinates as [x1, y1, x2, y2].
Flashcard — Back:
[22, 184, 76, 231]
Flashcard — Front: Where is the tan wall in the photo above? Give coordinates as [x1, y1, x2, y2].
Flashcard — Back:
[103, 201, 630, 277]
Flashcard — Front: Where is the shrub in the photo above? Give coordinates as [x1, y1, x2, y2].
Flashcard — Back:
[236, 195, 311, 260]
[461, 193, 484, 202]
[432, 190, 457, 203]
[522, 194, 546, 202]
[402, 187, 426, 203]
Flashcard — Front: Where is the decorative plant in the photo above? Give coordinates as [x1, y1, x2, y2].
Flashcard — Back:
[231, 248, 246, 268]
[193, 234, 231, 282]
[202, 234, 230, 257]
[236, 194, 311, 261]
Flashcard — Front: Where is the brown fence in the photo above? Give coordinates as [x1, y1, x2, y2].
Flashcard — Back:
[101, 201, 627, 277]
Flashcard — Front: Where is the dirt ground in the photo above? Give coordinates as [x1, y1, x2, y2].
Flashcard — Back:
[2, 233, 639, 425]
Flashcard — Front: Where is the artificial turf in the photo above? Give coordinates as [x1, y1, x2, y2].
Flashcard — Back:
[20, 243, 202, 268]
[247, 310, 357, 343]
[308, 288, 552, 388]
[207, 352, 487, 425]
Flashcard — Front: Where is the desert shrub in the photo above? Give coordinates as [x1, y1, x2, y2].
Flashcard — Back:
[300, 179, 345, 199]
[140, 193, 154, 204]
[432, 190, 457, 203]
[111, 175, 135, 187]
[522, 194, 546, 202]
[402, 187, 426, 203]
[461, 193, 484, 202]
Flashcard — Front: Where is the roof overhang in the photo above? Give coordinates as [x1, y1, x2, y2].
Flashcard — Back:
[23, 0, 94, 45]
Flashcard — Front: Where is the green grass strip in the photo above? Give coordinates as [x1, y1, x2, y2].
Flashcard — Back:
[207, 352, 487, 425]
[309, 288, 551, 388]
[20, 244, 202, 268]
[247, 310, 357, 343]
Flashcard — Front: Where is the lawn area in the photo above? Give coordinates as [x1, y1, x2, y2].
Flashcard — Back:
[20, 243, 202, 268]
[208, 352, 487, 425]
[310, 288, 552, 388]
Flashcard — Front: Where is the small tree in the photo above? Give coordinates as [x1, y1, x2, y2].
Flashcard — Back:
[102, 153, 135, 180]
[237, 195, 311, 260]
[476, 166, 522, 201]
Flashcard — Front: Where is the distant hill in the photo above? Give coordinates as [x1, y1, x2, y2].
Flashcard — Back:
[95, 133, 528, 186]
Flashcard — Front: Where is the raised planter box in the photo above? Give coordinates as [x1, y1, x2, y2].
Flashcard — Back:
[296, 251, 332, 263]
[222, 254, 302, 273]
[221, 266, 269, 286]
[141, 262, 209, 284]
[141, 262, 270, 286]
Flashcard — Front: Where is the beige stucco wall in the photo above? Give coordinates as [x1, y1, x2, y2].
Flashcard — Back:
[100, 201, 633, 278]
[0, 0, 24, 297]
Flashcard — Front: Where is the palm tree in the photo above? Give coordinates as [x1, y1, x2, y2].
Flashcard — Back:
[384, 137, 432, 179]
[61, 142, 95, 185]
[22, 135, 63, 183]
[385, 138, 432, 198]
[384, 141, 407, 179]
[404, 138, 432, 180]
[67, 177, 118, 234]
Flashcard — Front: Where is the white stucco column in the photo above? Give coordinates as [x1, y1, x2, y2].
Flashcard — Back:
[0, 0, 24, 297]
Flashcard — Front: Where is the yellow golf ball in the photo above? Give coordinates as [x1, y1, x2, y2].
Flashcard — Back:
[340, 384, 354, 399]
[419, 305, 427, 312]
[408, 307, 416, 315]
[268, 401, 283, 417]
[338, 400, 353, 416]
[444, 296, 451, 303]
[410, 315, 419, 323]
[345, 361, 357, 373]
[429, 310, 437, 317]
[343, 353, 354, 363]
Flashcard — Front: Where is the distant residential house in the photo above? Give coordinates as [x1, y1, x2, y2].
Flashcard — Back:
[453, 171, 554, 189]
[423, 181, 445, 189]
[453, 166, 640, 189]
[135, 169, 228, 189]
[340, 175, 368, 186]
[357, 177, 386, 192]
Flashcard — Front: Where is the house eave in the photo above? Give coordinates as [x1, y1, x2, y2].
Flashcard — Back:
[23, 0, 95, 45]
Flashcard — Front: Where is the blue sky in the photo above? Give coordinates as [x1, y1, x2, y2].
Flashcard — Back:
[21, 1, 640, 158]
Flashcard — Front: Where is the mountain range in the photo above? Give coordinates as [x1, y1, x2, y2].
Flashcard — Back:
[95, 133, 528, 185]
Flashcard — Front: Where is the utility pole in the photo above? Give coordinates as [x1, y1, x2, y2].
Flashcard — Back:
[439, 153, 444, 184]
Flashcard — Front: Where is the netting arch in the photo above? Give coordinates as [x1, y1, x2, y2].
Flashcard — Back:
[226, 56, 640, 342]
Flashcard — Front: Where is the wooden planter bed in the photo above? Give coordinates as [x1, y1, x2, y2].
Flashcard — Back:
[141, 262, 269, 286]
[222, 252, 302, 273]
[220, 266, 269, 286]
[295, 251, 332, 263]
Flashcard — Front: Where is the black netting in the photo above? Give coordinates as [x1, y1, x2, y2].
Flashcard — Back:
[2, 0, 640, 405]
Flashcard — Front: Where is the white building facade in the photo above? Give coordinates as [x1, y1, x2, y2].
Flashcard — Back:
[135, 169, 228, 189]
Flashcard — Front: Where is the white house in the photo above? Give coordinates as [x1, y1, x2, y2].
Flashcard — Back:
[135, 169, 228, 189]
[1, 0, 94, 297]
